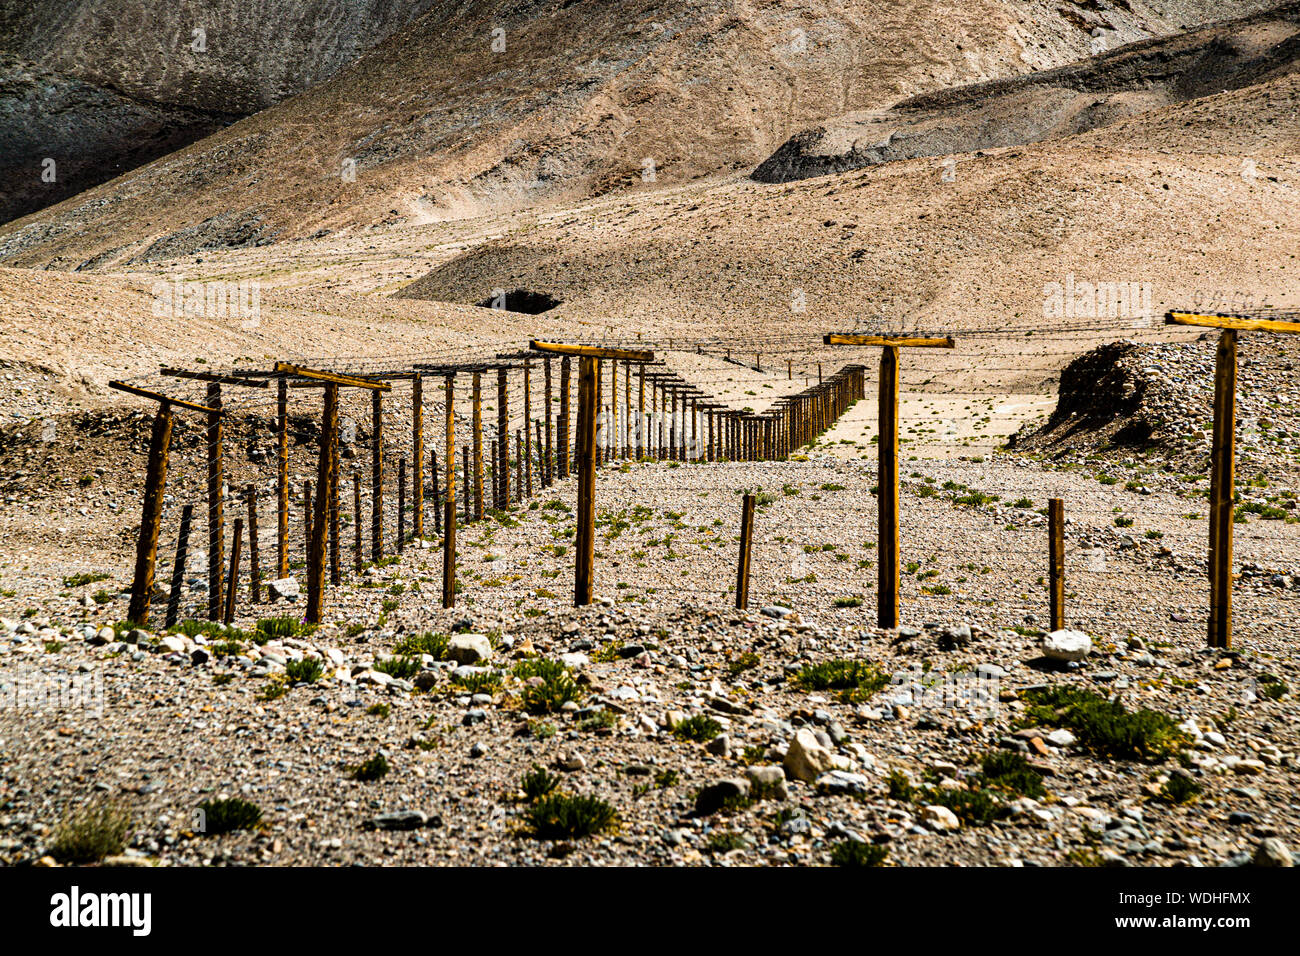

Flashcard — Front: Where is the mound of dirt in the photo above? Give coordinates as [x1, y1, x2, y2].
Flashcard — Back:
[753, 1, 1300, 182]
[1010, 334, 1300, 482]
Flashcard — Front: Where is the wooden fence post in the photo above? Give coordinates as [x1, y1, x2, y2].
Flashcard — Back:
[246, 483, 261, 602]
[353, 471, 362, 574]
[307, 384, 337, 624]
[1048, 497, 1064, 631]
[165, 502, 192, 628]
[878, 346, 900, 629]
[128, 403, 174, 625]
[277, 377, 288, 578]
[498, 367, 509, 508]
[516, 430, 524, 502]
[559, 357, 571, 479]
[430, 446, 442, 536]
[1209, 330, 1238, 648]
[398, 456, 407, 552]
[224, 517, 243, 624]
[413, 373, 424, 541]
[575, 355, 597, 605]
[371, 388, 384, 560]
[637, 363, 646, 459]
[473, 371, 484, 518]
[206, 383, 223, 621]
[303, 480, 312, 557]
[443, 373, 457, 608]
[329, 421, 340, 586]
[544, 356, 554, 485]
[524, 360, 533, 494]
[736, 493, 755, 610]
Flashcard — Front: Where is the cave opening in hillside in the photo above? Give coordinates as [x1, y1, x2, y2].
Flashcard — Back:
[475, 289, 562, 314]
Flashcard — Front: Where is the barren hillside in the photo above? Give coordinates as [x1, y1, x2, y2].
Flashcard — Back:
[0, 0, 1273, 268]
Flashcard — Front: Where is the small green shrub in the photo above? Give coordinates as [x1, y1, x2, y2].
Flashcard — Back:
[1021, 686, 1187, 761]
[520, 765, 561, 802]
[794, 659, 890, 703]
[374, 655, 420, 679]
[50, 801, 132, 863]
[979, 751, 1046, 798]
[64, 572, 109, 588]
[196, 797, 263, 835]
[450, 669, 503, 695]
[830, 840, 888, 867]
[672, 715, 723, 742]
[1157, 773, 1202, 805]
[513, 658, 583, 714]
[922, 786, 1003, 827]
[393, 632, 449, 658]
[350, 754, 390, 781]
[522, 793, 618, 839]
[285, 657, 324, 684]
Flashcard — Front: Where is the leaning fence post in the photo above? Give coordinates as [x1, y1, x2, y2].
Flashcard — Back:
[128, 403, 174, 625]
[736, 493, 755, 610]
[165, 503, 193, 628]
[224, 517, 244, 625]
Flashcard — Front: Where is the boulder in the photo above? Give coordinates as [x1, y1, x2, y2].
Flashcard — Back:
[784, 727, 837, 783]
[447, 633, 493, 664]
[1042, 629, 1092, 663]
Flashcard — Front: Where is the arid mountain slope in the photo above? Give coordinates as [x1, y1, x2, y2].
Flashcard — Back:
[754, 1, 1300, 182]
[0, 0, 1272, 268]
[0, 0, 438, 224]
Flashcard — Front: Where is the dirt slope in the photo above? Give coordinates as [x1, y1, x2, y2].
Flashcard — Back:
[753, 1, 1300, 182]
[0, 0, 1271, 268]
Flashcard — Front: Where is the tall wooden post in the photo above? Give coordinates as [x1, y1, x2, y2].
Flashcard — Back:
[303, 481, 312, 557]
[516, 430, 524, 502]
[246, 484, 261, 602]
[524, 361, 533, 495]
[206, 383, 223, 621]
[575, 356, 597, 605]
[276, 377, 288, 578]
[430, 446, 442, 535]
[736, 493, 755, 610]
[307, 384, 337, 624]
[223, 517, 243, 625]
[328, 414, 340, 586]
[462, 446, 470, 521]
[165, 502, 192, 628]
[1209, 330, 1238, 648]
[1048, 497, 1064, 631]
[594, 360, 604, 467]
[559, 357, 571, 479]
[878, 346, 900, 629]
[412, 373, 424, 540]
[637, 363, 645, 459]
[544, 357, 554, 485]
[443, 373, 457, 608]
[610, 359, 618, 460]
[497, 367, 509, 508]
[473, 371, 484, 518]
[128, 403, 174, 625]
[371, 388, 383, 560]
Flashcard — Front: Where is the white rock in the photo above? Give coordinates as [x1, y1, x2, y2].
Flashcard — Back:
[447, 633, 493, 664]
[920, 805, 961, 831]
[1042, 629, 1092, 662]
[783, 728, 837, 783]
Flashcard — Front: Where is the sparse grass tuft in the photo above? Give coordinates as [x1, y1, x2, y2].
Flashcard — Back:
[672, 714, 722, 742]
[350, 754, 390, 781]
[520, 765, 561, 802]
[794, 658, 890, 703]
[196, 797, 263, 835]
[374, 655, 420, 679]
[1020, 686, 1187, 761]
[50, 801, 132, 863]
[284, 657, 324, 684]
[522, 793, 618, 839]
[513, 658, 583, 714]
[830, 840, 888, 867]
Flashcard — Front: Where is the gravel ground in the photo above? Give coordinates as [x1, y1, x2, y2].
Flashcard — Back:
[2, 446, 1297, 867]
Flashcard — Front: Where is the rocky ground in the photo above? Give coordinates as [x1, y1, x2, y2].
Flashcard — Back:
[2, 445, 1297, 867]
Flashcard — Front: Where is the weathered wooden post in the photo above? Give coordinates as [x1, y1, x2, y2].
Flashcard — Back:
[530, 341, 654, 606]
[397, 456, 407, 552]
[165, 503, 193, 628]
[246, 483, 261, 602]
[303, 480, 313, 556]
[277, 377, 289, 577]
[516, 430, 524, 502]
[524, 360, 533, 495]
[473, 371, 484, 518]
[307, 384, 336, 624]
[430, 446, 442, 536]
[372, 386, 384, 560]
[443, 373, 457, 608]
[353, 471, 363, 573]
[1048, 497, 1065, 631]
[544, 356, 554, 485]
[206, 382, 223, 620]
[328, 423, 340, 586]
[824, 334, 956, 628]
[111, 381, 223, 626]
[637, 363, 646, 459]
[497, 367, 509, 507]
[1164, 310, 1300, 646]
[559, 357, 571, 479]
[736, 493, 756, 610]
[224, 517, 243, 624]
[412, 373, 424, 541]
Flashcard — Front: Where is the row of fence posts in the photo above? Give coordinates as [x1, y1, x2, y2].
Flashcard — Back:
[124, 350, 872, 628]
